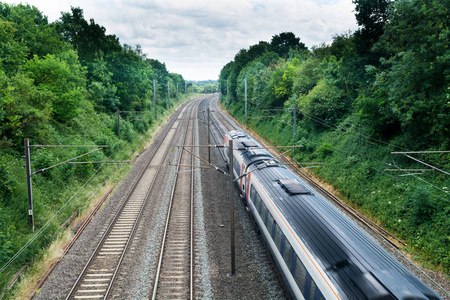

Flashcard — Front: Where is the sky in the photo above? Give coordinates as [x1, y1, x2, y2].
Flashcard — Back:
[6, 0, 359, 81]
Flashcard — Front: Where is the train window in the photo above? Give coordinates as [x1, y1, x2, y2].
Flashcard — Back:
[233, 161, 240, 176]
[309, 279, 317, 300]
[256, 194, 262, 214]
[294, 256, 307, 294]
[251, 186, 261, 213]
[250, 186, 256, 205]
[260, 201, 268, 224]
[257, 194, 262, 213]
[273, 223, 283, 251]
[266, 212, 274, 236]
[283, 238, 293, 271]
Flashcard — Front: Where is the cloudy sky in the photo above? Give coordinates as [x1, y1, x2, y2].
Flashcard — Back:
[7, 0, 359, 81]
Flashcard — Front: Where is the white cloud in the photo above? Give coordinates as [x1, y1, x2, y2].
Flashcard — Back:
[6, 0, 358, 80]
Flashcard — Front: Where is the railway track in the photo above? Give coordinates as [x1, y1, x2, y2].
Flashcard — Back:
[66, 100, 196, 299]
[152, 96, 198, 299]
[207, 96, 407, 250]
[30, 95, 286, 300]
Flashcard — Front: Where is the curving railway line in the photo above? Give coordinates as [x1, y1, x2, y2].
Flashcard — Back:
[152, 96, 197, 299]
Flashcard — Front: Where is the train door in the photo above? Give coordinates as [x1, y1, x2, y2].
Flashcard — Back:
[240, 163, 245, 192]
[242, 171, 252, 206]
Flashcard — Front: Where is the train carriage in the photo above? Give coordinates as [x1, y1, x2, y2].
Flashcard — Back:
[223, 130, 443, 300]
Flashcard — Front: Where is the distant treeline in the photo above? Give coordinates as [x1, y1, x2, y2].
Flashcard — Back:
[219, 0, 449, 274]
[187, 80, 217, 86]
[187, 80, 218, 93]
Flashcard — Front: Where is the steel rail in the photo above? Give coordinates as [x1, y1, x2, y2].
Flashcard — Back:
[189, 101, 196, 300]
[152, 98, 199, 300]
[205, 96, 228, 161]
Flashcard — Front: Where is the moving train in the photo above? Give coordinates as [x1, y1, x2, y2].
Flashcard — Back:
[223, 130, 442, 300]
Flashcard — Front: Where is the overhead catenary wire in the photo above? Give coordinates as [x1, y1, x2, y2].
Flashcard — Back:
[391, 160, 450, 197]
[30, 145, 108, 148]
[298, 109, 410, 152]
[119, 111, 153, 125]
[239, 102, 450, 204]
[399, 154, 450, 176]
[32, 148, 103, 175]
[0, 156, 112, 274]
[298, 131, 450, 203]
[278, 108, 450, 199]
[181, 147, 229, 176]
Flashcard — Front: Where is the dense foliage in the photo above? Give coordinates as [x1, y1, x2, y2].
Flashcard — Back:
[219, 0, 449, 274]
[0, 3, 192, 295]
[188, 80, 218, 93]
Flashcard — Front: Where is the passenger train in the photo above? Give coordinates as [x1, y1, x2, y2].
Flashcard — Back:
[223, 130, 442, 300]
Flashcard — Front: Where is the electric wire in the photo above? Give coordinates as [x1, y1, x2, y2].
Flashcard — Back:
[282, 108, 449, 201]
[392, 159, 450, 198]
[295, 130, 449, 203]
[0, 155, 112, 274]
[299, 110, 410, 152]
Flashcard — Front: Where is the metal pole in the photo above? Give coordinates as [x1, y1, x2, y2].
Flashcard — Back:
[208, 108, 211, 163]
[245, 77, 247, 124]
[229, 139, 235, 276]
[185, 82, 186, 94]
[24, 138, 34, 232]
[294, 106, 297, 139]
[154, 80, 157, 120]
[226, 80, 229, 110]
[177, 82, 179, 102]
[168, 81, 170, 109]
[117, 110, 121, 149]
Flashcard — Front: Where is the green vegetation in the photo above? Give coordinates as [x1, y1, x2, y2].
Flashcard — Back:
[187, 80, 218, 94]
[219, 0, 449, 275]
[0, 3, 193, 296]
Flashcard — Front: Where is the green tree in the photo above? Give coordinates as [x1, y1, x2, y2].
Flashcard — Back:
[359, 0, 450, 146]
[56, 7, 121, 62]
[24, 50, 88, 122]
[0, 18, 27, 75]
[88, 56, 119, 112]
[0, 3, 67, 59]
[237, 61, 271, 109]
[352, 0, 391, 64]
[270, 32, 307, 58]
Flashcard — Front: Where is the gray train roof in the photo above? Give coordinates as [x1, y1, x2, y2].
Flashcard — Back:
[250, 165, 441, 300]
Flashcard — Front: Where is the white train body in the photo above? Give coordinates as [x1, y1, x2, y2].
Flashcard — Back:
[223, 130, 443, 300]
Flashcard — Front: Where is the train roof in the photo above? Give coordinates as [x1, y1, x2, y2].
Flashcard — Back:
[225, 131, 279, 167]
[251, 165, 441, 300]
